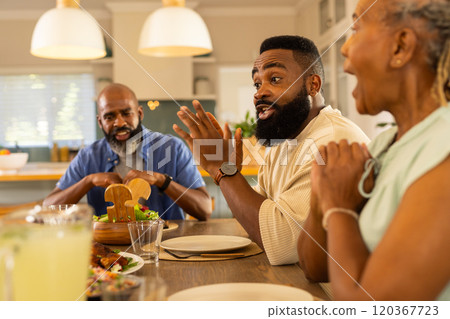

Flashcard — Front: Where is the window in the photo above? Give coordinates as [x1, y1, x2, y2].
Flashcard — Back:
[0, 73, 96, 147]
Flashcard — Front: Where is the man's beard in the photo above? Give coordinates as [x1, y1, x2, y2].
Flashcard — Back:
[103, 121, 143, 156]
[255, 85, 311, 147]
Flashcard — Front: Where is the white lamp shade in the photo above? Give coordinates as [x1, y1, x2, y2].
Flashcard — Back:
[31, 7, 106, 60]
[138, 7, 212, 57]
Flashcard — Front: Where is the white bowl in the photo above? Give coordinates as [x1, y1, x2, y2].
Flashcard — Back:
[0, 153, 29, 172]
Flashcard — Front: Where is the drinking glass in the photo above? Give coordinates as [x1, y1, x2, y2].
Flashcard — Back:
[128, 219, 164, 264]
[0, 204, 93, 300]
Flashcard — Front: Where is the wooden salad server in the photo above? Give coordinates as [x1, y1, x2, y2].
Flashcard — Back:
[104, 184, 133, 222]
[104, 178, 151, 222]
[125, 178, 152, 212]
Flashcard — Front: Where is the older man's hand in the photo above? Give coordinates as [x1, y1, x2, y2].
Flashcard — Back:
[88, 172, 123, 188]
[123, 169, 162, 187]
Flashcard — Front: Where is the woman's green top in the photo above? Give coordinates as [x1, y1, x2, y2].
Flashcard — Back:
[360, 104, 450, 300]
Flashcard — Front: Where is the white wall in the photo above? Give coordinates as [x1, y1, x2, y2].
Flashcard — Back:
[295, 0, 320, 40]
[110, 10, 193, 100]
[0, 15, 111, 69]
[201, 10, 297, 63]
[200, 7, 297, 123]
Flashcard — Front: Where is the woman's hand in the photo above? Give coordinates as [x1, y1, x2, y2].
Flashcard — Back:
[311, 140, 374, 215]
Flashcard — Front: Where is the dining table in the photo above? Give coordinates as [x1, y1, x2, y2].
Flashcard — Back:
[107, 218, 331, 301]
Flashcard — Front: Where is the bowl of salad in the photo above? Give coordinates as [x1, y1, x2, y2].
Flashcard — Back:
[100, 275, 144, 301]
[92, 204, 161, 244]
[86, 268, 143, 301]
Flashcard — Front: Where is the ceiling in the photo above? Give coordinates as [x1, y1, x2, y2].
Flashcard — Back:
[0, 0, 301, 11]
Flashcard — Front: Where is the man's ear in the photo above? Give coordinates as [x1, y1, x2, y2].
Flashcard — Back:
[390, 28, 417, 68]
[138, 106, 144, 121]
[308, 74, 322, 97]
[97, 115, 103, 129]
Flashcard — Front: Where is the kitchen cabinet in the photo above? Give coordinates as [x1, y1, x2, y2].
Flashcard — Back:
[193, 56, 217, 100]
[316, 0, 354, 113]
[319, 36, 348, 112]
[297, 0, 355, 112]
[319, 0, 347, 35]
[91, 56, 217, 101]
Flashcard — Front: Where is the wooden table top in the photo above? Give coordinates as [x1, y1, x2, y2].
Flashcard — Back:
[109, 218, 330, 301]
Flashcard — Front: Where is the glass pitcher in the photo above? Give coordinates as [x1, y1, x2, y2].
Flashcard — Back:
[0, 204, 93, 300]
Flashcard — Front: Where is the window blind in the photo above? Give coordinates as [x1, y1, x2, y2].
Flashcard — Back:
[0, 73, 96, 147]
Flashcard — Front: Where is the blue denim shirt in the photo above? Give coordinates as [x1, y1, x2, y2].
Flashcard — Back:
[56, 127, 205, 219]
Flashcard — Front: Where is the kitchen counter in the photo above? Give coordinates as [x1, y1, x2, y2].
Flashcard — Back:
[0, 162, 260, 217]
[0, 162, 70, 182]
[0, 162, 260, 182]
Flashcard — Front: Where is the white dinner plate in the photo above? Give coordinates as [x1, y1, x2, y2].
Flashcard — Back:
[117, 252, 145, 275]
[160, 235, 252, 253]
[168, 283, 314, 301]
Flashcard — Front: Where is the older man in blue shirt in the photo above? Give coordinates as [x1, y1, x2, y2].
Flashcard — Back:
[44, 83, 211, 220]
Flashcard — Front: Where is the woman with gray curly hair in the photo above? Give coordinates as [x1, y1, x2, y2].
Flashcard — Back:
[298, 0, 450, 300]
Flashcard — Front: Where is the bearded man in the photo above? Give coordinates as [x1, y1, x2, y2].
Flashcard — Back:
[44, 83, 211, 221]
[174, 35, 369, 265]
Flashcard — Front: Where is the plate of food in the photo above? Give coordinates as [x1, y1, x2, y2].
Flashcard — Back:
[160, 235, 252, 254]
[91, 242, 144, 274]
[117, 252, 144, 275]
[86, 267, 120, 300]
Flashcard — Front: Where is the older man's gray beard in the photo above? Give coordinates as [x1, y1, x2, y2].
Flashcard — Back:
[109, 141, 128, 157]
[103, 123, 143, 157]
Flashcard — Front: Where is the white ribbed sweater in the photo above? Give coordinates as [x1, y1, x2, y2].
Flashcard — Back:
[254, 106, 370, 265]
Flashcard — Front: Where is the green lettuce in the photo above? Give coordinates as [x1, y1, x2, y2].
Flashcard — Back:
[133, 204, 159, 220]
[93, 206, 159, 222]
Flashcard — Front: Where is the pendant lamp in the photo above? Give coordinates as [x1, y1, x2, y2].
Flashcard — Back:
[31, 0, 106, 60]
[138, 0, 212, 57]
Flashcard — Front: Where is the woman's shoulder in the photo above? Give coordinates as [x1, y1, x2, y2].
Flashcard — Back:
[384, 106, 450, 194]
